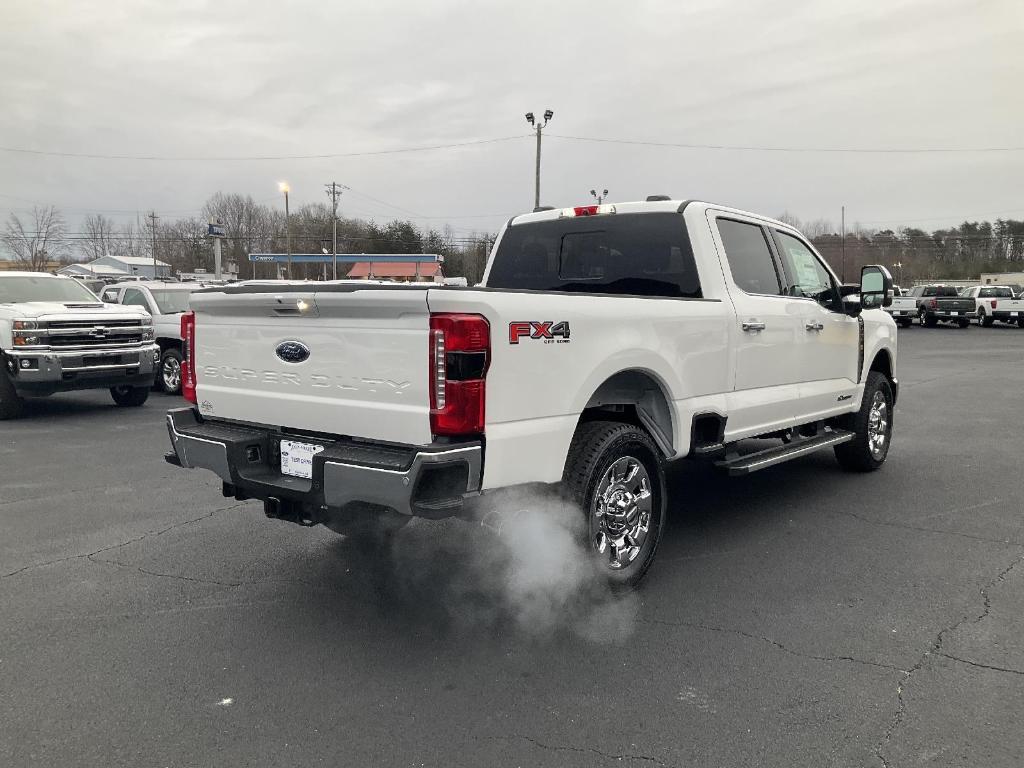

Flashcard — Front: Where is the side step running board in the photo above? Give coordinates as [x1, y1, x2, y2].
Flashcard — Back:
[715, 430, 854, 476]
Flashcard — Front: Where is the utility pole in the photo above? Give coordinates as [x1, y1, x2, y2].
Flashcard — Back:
[148, 211, 159, 278]
[590, 188, 608, 205]
[278, 182, 291, 280]
[325, 182, 346, 280]
[525, 109, 554, 209]
[841, 205, 846, 283]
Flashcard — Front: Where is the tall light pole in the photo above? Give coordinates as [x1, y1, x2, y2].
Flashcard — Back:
[590, 188, 608, 205]
[325, 181, 345, 280]
[279, 181, 291, 279]
[525, 109, 553, 209]
[147, 211, 159, 278]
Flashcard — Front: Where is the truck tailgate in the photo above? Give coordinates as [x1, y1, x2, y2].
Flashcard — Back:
[189, 286, 432, 445]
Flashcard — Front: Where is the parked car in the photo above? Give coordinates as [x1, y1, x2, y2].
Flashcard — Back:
[0, 272, 157, 419]
[100, 281, 206, 393]
[164, 199, 898, 588]
[906, 285, 975, 327]
[885, 288, 917, 328]
[960, 286, 1024, 327]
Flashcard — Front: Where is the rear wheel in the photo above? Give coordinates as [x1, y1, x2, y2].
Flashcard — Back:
[980, 311, 994, 327]
[834, 371, 893, 472]
[921, 311, 937, 327]
[0, 360, 26, 420]
[563, 421, 666, 589]
[958, 319, 970, 328]
[110, 385, 150, 407]
[1018, 318, 1024, 329]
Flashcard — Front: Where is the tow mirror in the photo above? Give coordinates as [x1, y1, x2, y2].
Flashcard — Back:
[860, 265, 893, 310]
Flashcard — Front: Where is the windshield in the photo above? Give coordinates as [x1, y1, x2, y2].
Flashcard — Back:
[149, 289, 194, 314]
[0, 275, 99, 304]
[979, 287, 1012, 298]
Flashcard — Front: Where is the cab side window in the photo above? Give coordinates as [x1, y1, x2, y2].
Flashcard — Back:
[101, 288, 120, 303]
[121, 288, 151, 312]
[773, 231, 837, 304]
[716, 218, 782, 296]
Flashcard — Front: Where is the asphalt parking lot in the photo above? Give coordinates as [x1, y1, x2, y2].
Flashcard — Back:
[3, 325, 1023, 768]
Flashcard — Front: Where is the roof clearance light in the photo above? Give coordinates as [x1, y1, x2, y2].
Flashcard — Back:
[560, 204, 616, 218]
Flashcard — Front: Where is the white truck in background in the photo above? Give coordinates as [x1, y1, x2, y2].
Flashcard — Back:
[0, 272, 158, 419]
[960, 285, 1024, 328]
[164, 199, 898, 587]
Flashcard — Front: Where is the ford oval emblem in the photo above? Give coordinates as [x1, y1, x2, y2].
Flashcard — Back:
[275, 340, 310, 364]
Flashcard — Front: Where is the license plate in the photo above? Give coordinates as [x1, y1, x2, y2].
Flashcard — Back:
[280, 439, 324, 479]
[1012, 312, 1019, 317]
[951, 311, 959, 316]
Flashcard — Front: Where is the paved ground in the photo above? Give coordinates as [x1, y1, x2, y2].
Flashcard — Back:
[2, 325, 1023, 768]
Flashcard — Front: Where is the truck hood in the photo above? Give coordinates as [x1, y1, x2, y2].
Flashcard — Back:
[1, 301, 151, 321]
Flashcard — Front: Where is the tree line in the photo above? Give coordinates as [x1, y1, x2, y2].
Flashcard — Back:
[4, 196, 1023, 286]
[1, 193, 495, 283]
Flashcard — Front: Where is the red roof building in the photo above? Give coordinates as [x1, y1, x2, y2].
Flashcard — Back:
[346, 262, 443, 281]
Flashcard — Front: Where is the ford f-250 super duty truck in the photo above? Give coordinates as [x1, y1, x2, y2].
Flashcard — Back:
[907, 284, 975, 328]
[1, 272, 158, 419]
[164, 199, 898, 587]
[960, 285, 1024, 328]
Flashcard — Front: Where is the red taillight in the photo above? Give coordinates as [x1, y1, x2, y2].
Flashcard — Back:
[929, 298, 938, 309]
[574, 205, 599, 216]
[991, 300, 998, 309]
[180, 311, 197, 404]
[429, 313, 489, 437]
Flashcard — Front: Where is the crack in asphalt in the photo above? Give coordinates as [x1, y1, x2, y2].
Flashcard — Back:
[638, 617, 900, 671]
[936, 653, 1024, 677]
[872, 551, 1024, 767]
[0, 503, 246, 579]
[482, 734, 673, 766]
[827, 505, 1022, 548]
[86, 552, 244, 588]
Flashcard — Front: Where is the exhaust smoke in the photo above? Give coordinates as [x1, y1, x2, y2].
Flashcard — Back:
[378, 489, 638, 643]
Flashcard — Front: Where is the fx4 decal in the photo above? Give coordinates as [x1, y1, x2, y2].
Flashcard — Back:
[509, 321, 571, 345]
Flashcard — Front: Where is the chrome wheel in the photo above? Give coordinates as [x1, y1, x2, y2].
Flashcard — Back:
[162, 356, 181, 391]
[867, 391, 889, 459]
[592, 456, 653, 569]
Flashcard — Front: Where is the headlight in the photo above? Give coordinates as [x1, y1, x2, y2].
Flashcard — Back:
[12, 319, 39, 330]
[139, 316, 154, 326]
[13, 332, 41, 346]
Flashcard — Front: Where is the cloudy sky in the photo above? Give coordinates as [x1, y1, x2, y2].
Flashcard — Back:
[2, 0, 1021, 237]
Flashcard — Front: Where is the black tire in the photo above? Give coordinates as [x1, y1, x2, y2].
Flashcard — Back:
[0, 359, 26, 420]
[958, 319, 970, 328]
[562, 420, 667, 589]
[980, 312, 994, 327]
[110, 385, 150, 407]
[1018, 318, 1024, 329]
[921, 311, 937, 327]
[158, 348, 183, 394]
[834, 371, 893, 472]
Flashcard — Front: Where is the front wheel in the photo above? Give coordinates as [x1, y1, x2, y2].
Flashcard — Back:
[0, 361, 26, 420]
[563, 421, 666, 589]
[110, 385, 150, 407]
[158, 348, 183, 394]
[834, 371, 893, 472]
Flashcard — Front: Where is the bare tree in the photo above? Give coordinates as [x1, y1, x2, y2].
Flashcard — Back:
[2, 206, 67, 271]
[82, 213, 117, 261]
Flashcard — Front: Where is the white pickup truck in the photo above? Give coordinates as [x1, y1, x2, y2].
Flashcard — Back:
[0, 272, 158, 419]
[884, 287, 917, 328]
[960, 285, 1024, 328]
[165, 199, 898, 587]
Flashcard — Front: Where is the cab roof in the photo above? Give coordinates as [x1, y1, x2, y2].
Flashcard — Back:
[508, 199, 796, 232]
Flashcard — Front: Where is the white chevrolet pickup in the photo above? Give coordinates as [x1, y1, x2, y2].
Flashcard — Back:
[165, 199, 898, 586]
[1, 272, 158, 419]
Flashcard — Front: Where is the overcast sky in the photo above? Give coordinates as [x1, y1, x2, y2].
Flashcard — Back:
[2, 0, 1021, 237]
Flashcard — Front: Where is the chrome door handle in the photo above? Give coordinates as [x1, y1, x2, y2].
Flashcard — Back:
[805, 321, 824, 331]
[742, 321, 766, 333]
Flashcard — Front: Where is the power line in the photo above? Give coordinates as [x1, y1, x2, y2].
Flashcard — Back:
[0, 135, 529, 162]
[545, 133, 1024, 154]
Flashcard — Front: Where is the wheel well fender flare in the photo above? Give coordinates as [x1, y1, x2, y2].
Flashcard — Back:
[579, 368, 676, 458]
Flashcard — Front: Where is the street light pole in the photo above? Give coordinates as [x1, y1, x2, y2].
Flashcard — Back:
[325, 181, 345, 280]
[279, 182, 291, 280]
[525, 109, 553, 209]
